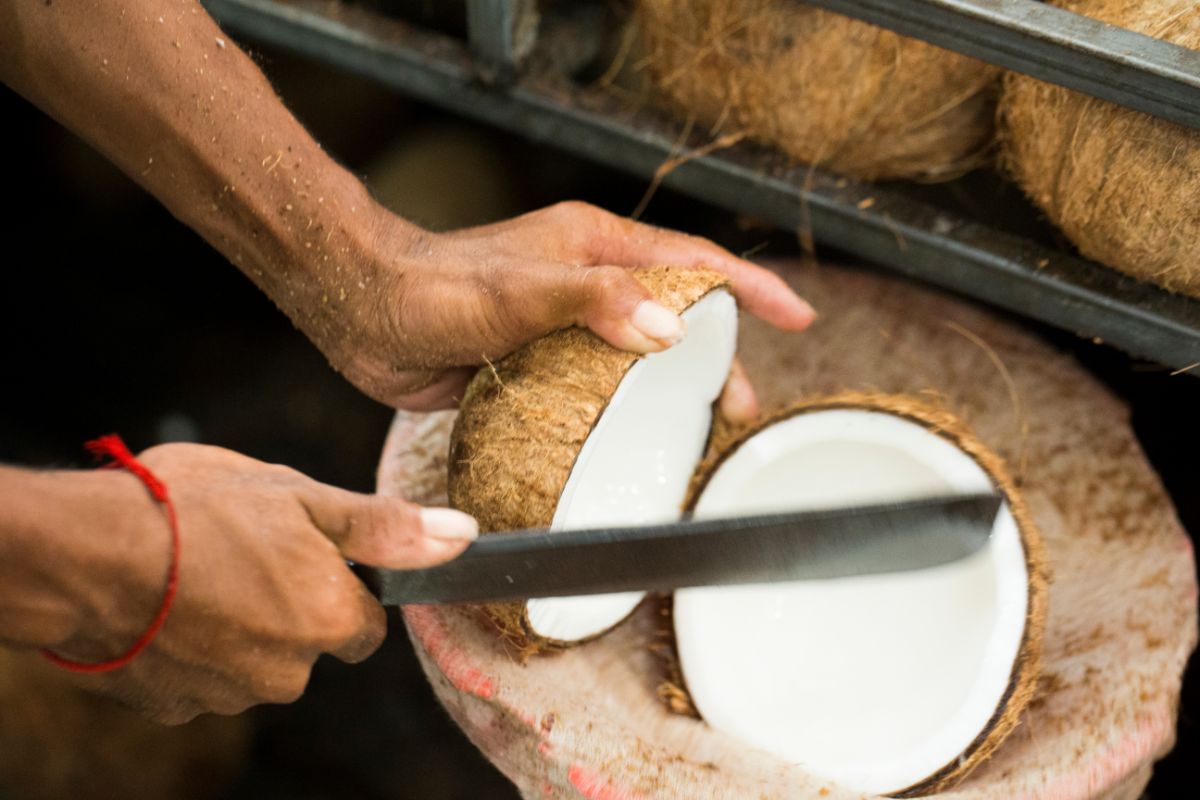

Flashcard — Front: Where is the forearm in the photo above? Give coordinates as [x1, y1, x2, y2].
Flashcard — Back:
[0, 0, 402, 356]
[0, 466, 158, 652]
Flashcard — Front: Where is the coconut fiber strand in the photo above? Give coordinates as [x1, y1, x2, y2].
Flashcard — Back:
[635, 0, 999, 180]
[1000, 0, 1200, 297]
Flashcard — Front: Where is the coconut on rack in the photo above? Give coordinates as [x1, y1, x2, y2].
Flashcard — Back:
[634, 0, 999, 180]
[999, 0, 1200, 297]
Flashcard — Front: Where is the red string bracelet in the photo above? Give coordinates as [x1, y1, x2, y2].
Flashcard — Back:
[42, 434, 181, 674]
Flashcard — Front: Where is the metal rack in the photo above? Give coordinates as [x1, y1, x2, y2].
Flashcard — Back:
[203, 0, 1200, 372]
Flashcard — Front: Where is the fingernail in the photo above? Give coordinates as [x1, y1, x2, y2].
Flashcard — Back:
[632, 301, 686, 345]
[421, 507, 479, 542]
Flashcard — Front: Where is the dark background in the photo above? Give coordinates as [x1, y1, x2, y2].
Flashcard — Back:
[1, 15, 1197, 800]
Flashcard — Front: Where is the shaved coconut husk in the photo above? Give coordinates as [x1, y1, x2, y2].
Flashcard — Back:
[999, 0, 1200, 296]
[672, 394, 1045, 796]
[448, 266, 733, 654]
[379, 261, 1196, 799]
[634, 0, 999, 180]
[0, 648, 250, 800]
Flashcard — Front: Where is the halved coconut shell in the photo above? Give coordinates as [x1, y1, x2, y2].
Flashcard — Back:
[448, 266, 733, 653]
[672, 393, 1046, 796]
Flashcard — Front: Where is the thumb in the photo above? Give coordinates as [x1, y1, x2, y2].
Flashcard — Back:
[545, 264, 687, 354]
[301, 484, 478, 569]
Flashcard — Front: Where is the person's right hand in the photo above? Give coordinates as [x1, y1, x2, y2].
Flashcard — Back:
[46, 443, 477, 724]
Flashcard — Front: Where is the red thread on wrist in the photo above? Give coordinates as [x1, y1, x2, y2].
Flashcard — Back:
[42, 435, 181, 674]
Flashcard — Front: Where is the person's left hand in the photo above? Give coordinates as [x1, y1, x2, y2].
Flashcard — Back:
[306, 201, 815, 419]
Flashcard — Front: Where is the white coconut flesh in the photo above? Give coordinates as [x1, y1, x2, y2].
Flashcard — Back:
[674, 409, 1029, 796]
[524, 289, 738, 643]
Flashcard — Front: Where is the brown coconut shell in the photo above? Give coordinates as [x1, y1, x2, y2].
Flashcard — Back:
[999, 0, 1200, 297]
[379, 260, 1196, 799]
[447, 265, 730, 654]
[634, 0, 1000, 180]
[675, 393, 1047, 796]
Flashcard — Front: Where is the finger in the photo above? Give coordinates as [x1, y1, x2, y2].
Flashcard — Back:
[592, 216, 816, 331]
[154, 704, 205, 726]
[533, 263, 687, 354]
[329, 583, 388, 665]
[718, 357, 760, 424]
[301, 485, 478, 570]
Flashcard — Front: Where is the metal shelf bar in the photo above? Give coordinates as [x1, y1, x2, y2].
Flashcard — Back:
[465, 0, 538, 82]
[806, 0, 1200, 130]
[201, 0, 1200, 371]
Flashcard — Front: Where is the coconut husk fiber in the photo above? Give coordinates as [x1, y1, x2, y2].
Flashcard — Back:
[1000, 0, 1200, 297]
[0, 647, 251, 800]
[633, 0, 999, 181]
[447, 266, 729, 654]
[377, 260, 1196, 799]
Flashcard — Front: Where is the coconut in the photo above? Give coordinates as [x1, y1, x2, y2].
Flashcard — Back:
[447, 266, 737, 652]
[633, 0, 999, 180]
[379, 260, 1196, 799]
[999, 0, 1200, 297]
[673, 394, 1045, 796]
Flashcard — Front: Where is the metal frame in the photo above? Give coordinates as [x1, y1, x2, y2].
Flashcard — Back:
[465, 0, 540, 82]
[202, 0, 1200, 372]
[807, 0, 1200, 130]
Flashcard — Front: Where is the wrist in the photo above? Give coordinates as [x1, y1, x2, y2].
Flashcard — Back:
[0, 467, 163, 655]
[281, 198, 428, 369]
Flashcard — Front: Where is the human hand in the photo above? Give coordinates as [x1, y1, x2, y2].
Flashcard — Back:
[46, 443, 476, 724]
[311, 201, 815, 418]
[2, 0, 810, 422]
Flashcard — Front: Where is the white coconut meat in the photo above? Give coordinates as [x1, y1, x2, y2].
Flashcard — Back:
[674, 409, 1030, 796]
[524, 289, 739, 642]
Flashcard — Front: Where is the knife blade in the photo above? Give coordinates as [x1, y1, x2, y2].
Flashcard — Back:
[362, 493, 1002, 605]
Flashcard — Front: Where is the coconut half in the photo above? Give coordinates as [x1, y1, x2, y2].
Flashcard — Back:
[448, 266, 737, 650]
[674, 395, 1045, 796]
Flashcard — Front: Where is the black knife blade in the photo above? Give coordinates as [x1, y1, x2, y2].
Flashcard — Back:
[362, 493, 1002, 605]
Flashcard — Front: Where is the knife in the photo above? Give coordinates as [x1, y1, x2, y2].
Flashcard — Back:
[361, 493, 1002, 605]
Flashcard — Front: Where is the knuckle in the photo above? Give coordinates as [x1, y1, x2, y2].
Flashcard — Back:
[549, 199, 595, 221]
[583, 265, 631, 301]
[548, 201, 612, 255]
[356, 495, 391, 539]
[263, 462, 307, 486]
[313, 589, 366, 642]
[262, 669, 310, 705]
[155, 704, 201, 726]
[210, 694, 255, 716]
[136, 442, 185, 467]
[372, 494, 418, 533]
[357, 495, 419, 553]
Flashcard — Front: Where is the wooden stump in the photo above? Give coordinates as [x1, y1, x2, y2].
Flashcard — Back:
[376, 261, 1197, 799]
